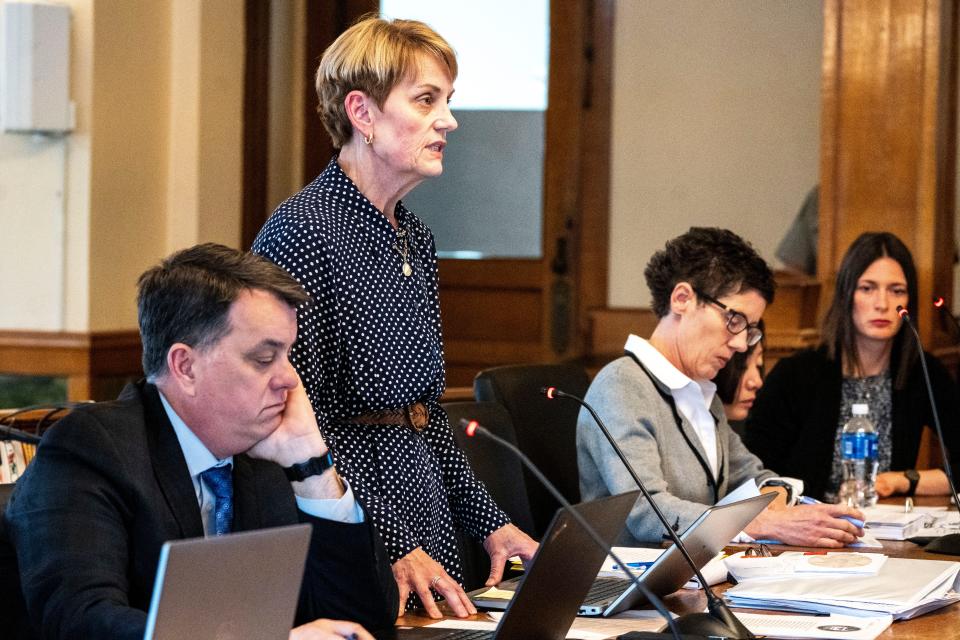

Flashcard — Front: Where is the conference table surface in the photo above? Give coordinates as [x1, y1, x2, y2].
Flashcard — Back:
[398, 496, 960, 639]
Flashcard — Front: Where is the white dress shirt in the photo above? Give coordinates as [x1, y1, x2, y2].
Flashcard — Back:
[158, 391, 363, 532]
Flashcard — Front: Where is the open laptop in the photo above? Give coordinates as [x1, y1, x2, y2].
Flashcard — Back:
[381, 490, 641, 640]
[579, 492, 776, 617]
[143, 523, 312, 640]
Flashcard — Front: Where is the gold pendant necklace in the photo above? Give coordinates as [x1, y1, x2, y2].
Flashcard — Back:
[394, 229, 412, 277]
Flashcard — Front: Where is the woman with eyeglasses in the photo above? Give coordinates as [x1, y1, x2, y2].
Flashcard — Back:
[744, 232, 960, 502]
[577, 227, 863, 546]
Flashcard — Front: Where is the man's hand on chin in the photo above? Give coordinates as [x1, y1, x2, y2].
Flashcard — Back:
[246, 380, 344, 500]
[247, 379, 328, 467]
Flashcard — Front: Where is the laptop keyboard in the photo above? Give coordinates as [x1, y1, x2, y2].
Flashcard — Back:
[582, 577, 630, 605]
[435, 631, 493, 639]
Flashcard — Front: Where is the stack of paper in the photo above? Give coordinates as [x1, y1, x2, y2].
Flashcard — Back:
[912, 509, 960, 539]
[724, 552, 886, 582]
[725, 557, 960, 620]
[860, 506, 928, 540]
[735, 612, 893, 640]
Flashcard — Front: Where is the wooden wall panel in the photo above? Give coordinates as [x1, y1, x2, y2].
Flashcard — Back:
[0, 331, 142, 402]
[440, 290, 543, 343]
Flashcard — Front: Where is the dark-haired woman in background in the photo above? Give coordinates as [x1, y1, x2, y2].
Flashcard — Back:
[714, 320, 765, 429]
[744, 232, 960, 501]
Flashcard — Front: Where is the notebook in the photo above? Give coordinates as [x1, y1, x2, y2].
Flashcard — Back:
[382, 490, 641, 640]
[579, 492, 776, 616]
[143, 523, 312, 640]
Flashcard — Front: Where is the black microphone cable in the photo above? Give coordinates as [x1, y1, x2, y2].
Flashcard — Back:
[0, 402, 81, 444]
[897, 306, 960, 555]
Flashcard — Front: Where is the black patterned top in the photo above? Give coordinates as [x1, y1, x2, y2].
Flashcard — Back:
[825, 371, 893, 500]
[253, 157, 509, 585]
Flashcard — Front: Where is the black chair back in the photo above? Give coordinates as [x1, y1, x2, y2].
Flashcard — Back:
[444, 401, 537, 590]
[473, 363, 590, 536]
[0, 484, 14, 510]
[0, 482, 29, 640]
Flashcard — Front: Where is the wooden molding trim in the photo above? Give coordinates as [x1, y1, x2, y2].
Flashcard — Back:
[0, 330, 142, 401]
[0, 330, 142, 377]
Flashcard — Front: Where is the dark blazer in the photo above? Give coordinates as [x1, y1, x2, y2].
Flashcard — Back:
[0, 382, 398, 640]
[743, 346, 960, 500]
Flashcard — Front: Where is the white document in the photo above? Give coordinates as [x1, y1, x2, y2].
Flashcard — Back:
[726, 557, 960, 619]
[481, 611, 665, 639]
[864, 504, 947, 515]
[737, 612, 893, 639]
[427, 619, 497, 631]
[793, 552, 887, 575]
[846, 530, 883, 549]
[598, 546, 664, 575]
[725, 551, 886, 582]
[599, 546, 727, 588]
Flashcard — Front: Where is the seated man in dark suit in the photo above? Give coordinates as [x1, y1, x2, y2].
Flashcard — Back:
[0, 243, 398, 640]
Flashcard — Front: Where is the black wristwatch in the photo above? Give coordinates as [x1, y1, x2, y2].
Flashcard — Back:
[904, 469, 920, 497]
[759, 478, 794, 505]
[282, 451, 336, 482]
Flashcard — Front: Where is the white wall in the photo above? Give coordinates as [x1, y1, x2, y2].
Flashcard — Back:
[608, 0, 823, 308]
[0, 0, 92, 332]
[0, 133, 66, 330]
[0, 0, 246, 333]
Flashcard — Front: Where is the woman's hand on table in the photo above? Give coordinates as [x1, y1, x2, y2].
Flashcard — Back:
[483, 523, 539, 586]
[876, 471, 908, 497]
[745, 502, 865, 548]
[392, 547, 476, 619]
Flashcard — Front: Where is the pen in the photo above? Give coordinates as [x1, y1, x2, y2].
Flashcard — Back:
[798, 496, 865, 529]
[611, 561, 654, 571]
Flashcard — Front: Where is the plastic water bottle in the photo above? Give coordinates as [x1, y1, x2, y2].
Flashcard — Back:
[839, 403, 879, 508]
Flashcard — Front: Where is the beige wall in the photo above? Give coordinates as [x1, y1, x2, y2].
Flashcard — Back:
[0, 0, 246, 332]
[608, 0, 823, 308]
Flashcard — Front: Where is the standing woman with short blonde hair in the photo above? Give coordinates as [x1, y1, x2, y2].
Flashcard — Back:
[253, 16, 536, 619]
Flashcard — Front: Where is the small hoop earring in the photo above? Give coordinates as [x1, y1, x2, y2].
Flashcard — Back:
[363, 133, 373, 145]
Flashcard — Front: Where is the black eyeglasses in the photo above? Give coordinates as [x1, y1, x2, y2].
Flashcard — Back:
[695, 289, 763, 347]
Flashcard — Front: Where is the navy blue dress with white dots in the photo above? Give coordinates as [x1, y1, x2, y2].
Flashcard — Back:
[253, 157, 510, 589]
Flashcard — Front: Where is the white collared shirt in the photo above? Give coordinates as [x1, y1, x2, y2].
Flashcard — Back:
[624, 334, 720, 479]
[158, 391, 362, 531]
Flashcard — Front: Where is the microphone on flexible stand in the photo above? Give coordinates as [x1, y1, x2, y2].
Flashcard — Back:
[542, 386, 754, 639]
[896, 305, 960, 555]
[933, 296, 960, 341]
[458, 418, 684, 640]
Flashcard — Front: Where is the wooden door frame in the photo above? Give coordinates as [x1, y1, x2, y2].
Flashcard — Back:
[242, 0, 272, 250]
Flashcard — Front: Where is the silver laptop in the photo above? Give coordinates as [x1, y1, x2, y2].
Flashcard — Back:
[383, 491, 641, 640]
[143, 523, 312, 640]
[580, 492, 776, 617]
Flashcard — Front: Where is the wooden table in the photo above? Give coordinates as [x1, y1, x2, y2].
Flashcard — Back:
[400, 497, 960, 638]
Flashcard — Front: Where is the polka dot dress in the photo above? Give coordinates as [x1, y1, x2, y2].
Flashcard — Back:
[253, 157, 510, 600]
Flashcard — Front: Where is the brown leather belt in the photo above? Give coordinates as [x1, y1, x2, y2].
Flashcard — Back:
[344, 402, 429, 432]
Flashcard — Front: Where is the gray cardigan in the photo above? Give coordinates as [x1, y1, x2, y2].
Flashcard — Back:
[577, 355, 775, 544]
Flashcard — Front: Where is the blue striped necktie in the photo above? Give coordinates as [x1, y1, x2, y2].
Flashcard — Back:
[200, 464, 233, 536]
